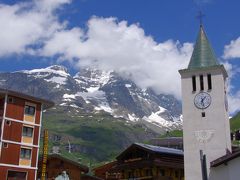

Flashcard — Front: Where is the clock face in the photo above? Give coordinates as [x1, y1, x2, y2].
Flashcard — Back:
[194, 92, 211, 109]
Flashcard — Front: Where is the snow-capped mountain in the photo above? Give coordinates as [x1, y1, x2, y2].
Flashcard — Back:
[0, 65, 182, 131]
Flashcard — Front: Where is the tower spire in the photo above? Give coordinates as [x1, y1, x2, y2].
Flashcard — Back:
[188, 25, 219, 69]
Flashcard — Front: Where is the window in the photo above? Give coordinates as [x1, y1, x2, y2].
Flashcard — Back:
[202, 112, 206, 117]
[20, 148, 31, 159]
[3, 143, 8, 148]
[159, 169, 165, 176]
[200, 75, 204, 91]
[192, 76, 196, 91]
[145, 169, 152, 176]
[5, 120, 11, 126]
[175, 171, 179, 178]
[22, 126, 33, 137]
[24, 105, 35, 116]
[207, 74, 212, 90]
[7, 97, 14, 103]
[7, 171, 27, 180]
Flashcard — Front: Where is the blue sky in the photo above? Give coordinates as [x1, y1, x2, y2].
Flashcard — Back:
[0, 0, 240, 113]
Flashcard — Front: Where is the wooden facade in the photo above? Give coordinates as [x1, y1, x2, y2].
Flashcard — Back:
[94, 143, 184, 180]
[0, 88, 53, 180]
[37, 154, 89, 180]
[93, 161, 118, 180]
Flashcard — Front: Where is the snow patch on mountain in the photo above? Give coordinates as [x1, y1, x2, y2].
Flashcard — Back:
[62, 93, 77, 102]
[128, 114, 139, 122]
[76, 86, 113, 113]
[94, 103, 113, 113]
[45, 76, 67, 85]
[74, 69, 112, 89]
[143, 107, 177, 128]
[79, 88, 106, 101]
[21, 65, 70, 77]
[125, 84, 132, 88]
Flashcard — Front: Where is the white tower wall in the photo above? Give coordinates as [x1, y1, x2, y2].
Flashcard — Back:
[180, 66, 231, 180]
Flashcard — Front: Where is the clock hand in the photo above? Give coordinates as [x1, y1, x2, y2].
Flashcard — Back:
[201, 96, 206, 107]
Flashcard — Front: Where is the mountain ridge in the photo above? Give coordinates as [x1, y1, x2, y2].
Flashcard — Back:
[0, 65, 183, 163]
[1, 65, 182, 130]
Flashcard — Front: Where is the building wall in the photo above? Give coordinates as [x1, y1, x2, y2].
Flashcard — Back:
[0, 143, 20, 165]
[0, 95, 43, 180]
[180, 67, 231, 180]
[38, 157, 85, 180]
[3, 121, 22, 142]
[5, 95, 41, 124]
[94, 162, 117, 180]
[209, 157, 240, 180]
[121, 166, 184, 180]
[0, 166, 35, 180]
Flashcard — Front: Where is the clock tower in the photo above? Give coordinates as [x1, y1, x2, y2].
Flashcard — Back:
[179, 25, 231, 180]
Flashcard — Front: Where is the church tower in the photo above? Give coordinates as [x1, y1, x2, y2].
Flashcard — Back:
[179, 25, 231, 180]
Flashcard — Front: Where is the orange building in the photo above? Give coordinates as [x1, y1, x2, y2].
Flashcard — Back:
[0, 88, 54, 180]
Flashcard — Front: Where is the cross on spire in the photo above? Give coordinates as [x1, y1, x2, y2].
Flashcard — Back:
[196, 11, 205, 26]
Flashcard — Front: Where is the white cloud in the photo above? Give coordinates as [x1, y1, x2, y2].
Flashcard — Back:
[228, 92, 240, 115]
[222, 62, 240, 114]
[0, 0, 193, 99]
[0, 0, 70, 56]
[223, 37, 240, 59]
[40, 17, 193, 98]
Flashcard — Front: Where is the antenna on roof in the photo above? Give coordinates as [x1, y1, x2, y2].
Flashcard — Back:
[196, 11, 205, 26]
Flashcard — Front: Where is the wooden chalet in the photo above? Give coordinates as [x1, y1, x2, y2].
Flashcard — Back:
[93, 161, 119, 180]
[95, 143, 184, 180]
[37, 154, 89, 180]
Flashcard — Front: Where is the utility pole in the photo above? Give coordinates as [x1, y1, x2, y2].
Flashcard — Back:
[41, 129, 49, 180]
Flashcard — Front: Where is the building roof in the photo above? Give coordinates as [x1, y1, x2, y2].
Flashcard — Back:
[93, 161, 117, 171]
[211, 149, 240, 167]
[134, 143, 183, 155]
[117, 143, 183, 160]
[149, 137, 183, 149]
[188, 25, 219, 69]
[0, 88, 54, 109]
[39, 154, 89, 173]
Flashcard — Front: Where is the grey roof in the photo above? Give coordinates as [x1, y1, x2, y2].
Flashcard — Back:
[188, 25, 219, 69]
[134, 143, 183, 156]
[211, 149, 240, 167]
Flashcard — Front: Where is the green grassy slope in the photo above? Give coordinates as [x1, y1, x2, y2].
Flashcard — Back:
[41, 106, 157, 165]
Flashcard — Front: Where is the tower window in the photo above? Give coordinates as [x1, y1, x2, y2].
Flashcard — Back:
[192, 76, 196, 92]
[202, 112, 206, 117]
[200, 75, 204, 91]
[207, 74, 212, 90]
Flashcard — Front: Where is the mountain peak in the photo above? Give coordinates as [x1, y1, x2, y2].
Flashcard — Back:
[47, 65, 68, 73]
[19, 65, 70, 78]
